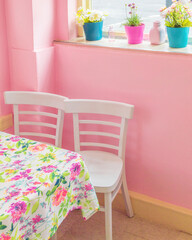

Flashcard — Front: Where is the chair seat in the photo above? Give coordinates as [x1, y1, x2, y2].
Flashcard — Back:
[79, 151, 123, 193]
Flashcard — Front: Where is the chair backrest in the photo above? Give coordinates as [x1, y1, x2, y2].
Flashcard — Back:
[63, 99, 134, 160]
[4, 91, 68, 147]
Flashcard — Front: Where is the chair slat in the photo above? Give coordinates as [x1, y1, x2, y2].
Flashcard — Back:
[19, 111, 58, 118]
[80, 131, 120, 139]
[79, 120, 121, 128]
[19, 121, 57, 129]
[80, 142, 119, 150]
[20, 132, 56, 139]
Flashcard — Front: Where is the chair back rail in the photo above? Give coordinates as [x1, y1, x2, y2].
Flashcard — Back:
[64, 99, 134, 159]
[4, 91, 68, 147]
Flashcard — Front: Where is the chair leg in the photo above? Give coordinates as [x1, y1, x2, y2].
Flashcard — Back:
[121, 173, 134, 217]
[104, 192, 112, 240]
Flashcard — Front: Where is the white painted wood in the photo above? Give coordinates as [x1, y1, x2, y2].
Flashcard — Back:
[118, 118, 127, 159]
[80, 142, 119, 151]
[19, 111, 58, 118]
[19, 121, 57, 129]
[121, 173, 134, 218]
[13, 105, 19, 135]
[64, 99, 134, 118]
[111, 178, 122, 202]
[20, 132, 56, 139]
[4, 91, 68, 109]
[4, 91, 68, 147]
[73, 114, 80, 152]
[119, 118, 134, 217]
[105, 193, 112, 240]
[64, 99, 134, 240]
[80, 131, 120, 139]
[79, 151, 123, 193]
[55, 109, 64, 148]
[79, 120, 121, 128]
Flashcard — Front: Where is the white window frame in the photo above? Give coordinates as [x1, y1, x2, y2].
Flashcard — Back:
[76, 0, 164, 39]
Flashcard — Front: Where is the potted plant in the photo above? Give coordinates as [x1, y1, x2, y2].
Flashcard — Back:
[160, 0, 192, 48]
[76, 7, 106, 41]
[123, 3, 145, 44]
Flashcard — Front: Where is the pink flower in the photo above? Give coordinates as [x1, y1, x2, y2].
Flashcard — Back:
[28, 144, 47, 152]
[171, 3, 176, 9]
[10, 136, 20, 142]
[0, 233, 11, 240]
[41, 165, 57, 173]
[8, 201, 27, 223]
[32, 214, 43, 224]
[70, 162, 81, 180]
[5, 191, 20, 202]
[85, 184, 93, 191]
[52, 186, 67, 206]
[13, 160, 22, 165]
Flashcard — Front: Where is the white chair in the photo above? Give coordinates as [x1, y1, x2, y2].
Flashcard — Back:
[64, 99, 134, 240]
[4, 91, 68, 148]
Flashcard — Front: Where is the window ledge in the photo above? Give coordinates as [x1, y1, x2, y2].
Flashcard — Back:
[54, 37, 192, 56]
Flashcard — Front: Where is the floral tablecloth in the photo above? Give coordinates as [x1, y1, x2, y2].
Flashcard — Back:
[0, 132, 99, 240]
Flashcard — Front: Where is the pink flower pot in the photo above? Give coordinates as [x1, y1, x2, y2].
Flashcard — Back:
[125, 24, 145, 44]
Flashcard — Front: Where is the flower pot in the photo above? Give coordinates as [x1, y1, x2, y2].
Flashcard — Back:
[83, 21, 103, 41]
[166, 27, 190, 48]
[166, 0, 172, 7]
[125, 24, 145, 44]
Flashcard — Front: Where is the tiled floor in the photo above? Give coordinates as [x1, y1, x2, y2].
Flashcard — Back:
[56, 210, 192, 240]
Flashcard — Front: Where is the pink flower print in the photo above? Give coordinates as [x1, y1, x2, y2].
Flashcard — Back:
[32, 225, 37, 233]
[32, 214, 43, 224]
[5, 190, 20, 202]
[0, 233, 11, 240]
[33, 181, 41, 185]
[8, 201, 27, 223]
[66, 155, 78, 162]
[10, 136, 20, 142]
[23, 186, 37, 196]
[85, 184, 93, 191]
[70, 162, 81, 180]
[11, 175, 22, 181]
[0, 151, 4, 156]
[13, 160, 22, 165]
[28, 144, 47, 152]
[41, 165, 57, 173]
[52, 186, 67, 206]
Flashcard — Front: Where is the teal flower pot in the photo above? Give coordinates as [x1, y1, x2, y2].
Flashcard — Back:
[166, 27, 190, 48]
[83, 21, 103, 41]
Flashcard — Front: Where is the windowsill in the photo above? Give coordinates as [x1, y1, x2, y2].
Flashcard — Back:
[54, 37, 192, 56]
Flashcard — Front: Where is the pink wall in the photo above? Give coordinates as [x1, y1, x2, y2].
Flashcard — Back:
[0, 0, 10, 115]
[55, 44, 192, 211]
[5, 0, 56, 93]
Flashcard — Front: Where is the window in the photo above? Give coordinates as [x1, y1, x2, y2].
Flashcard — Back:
[91, 0, 165, 34]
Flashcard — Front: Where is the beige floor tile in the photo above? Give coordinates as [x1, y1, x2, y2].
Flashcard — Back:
[56, 210, 192, 240]
[176, 232, 192, 240]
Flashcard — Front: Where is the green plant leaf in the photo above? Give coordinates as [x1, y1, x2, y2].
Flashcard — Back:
[79, 169, 85, 178]
[49, 172, 55, 183]
[0, 215, 9, 221]
[0, 225, 7, 230]
[31, 201, 39, 214]
[85, 172, 89, 181]
[26, 203, 31, 215]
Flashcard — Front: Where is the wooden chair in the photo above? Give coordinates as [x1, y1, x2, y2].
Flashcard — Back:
[4, 91, 68, 148]
[63, 99, 134, 240]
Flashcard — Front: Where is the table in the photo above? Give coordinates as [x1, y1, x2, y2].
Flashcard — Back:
[0, 132, 99, 240]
